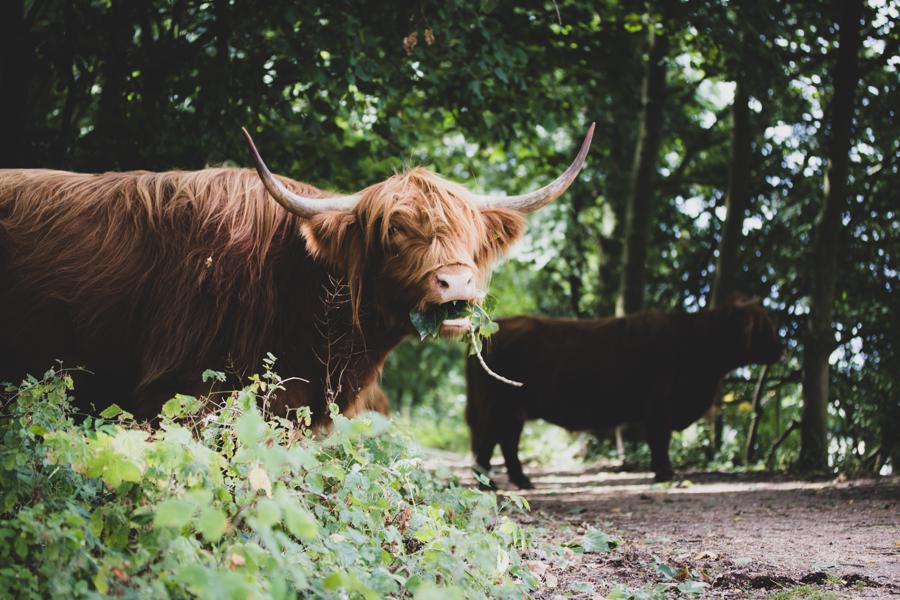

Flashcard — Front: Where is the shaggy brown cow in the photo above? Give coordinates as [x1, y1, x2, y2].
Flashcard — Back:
[0, 125, 593, 422]
[465, 300, 783, 488]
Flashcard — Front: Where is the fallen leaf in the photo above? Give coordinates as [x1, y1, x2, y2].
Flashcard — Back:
[545, 572, 558, 588]
[248, 463, 272, 498]
[526, 561, 548, 579]
[228, 553, 246, 568]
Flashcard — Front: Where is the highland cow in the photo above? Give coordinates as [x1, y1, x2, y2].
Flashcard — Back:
[0, 125, 593, 422]
[465, 300, 783, 487]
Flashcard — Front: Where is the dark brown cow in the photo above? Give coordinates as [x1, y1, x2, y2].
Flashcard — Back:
[0, 125, 593, 422]
[465, 300, 783, 487]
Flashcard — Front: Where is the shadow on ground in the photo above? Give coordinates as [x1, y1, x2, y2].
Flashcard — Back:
[427, 450, 899, 599]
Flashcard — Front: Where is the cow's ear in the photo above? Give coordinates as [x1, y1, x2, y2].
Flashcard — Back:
[478, 208, 527, 260]
[301, 212, 361, 268]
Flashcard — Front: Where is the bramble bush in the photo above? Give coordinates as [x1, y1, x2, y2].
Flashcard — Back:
[0, 364, 538, 599]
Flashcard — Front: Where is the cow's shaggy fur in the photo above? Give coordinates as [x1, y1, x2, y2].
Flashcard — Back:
[465, 301, 784, 488]
[0, 167, 524, 421]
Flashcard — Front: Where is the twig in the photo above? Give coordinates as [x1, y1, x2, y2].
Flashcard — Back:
[742, 363, 770, 464]
[468, 328, 523, 387]
[766, 418, 800, 470]
[550, 0, 562, 25]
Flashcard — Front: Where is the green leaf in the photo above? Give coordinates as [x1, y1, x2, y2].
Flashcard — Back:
[254, 498, 282, 528]
[282, 503, 319, 540]
[236, 411, 266, 447]
[153, 499, 196, 529]
[99, 404, 124, 419]
[162, 394, 202, 419]
[582, 528, 618, 553]
[654, 562, 677, 579]
[409, 300, 472, 340]
[677, 580, 709, 594]
[409, 309, 442, 340]
[201, 369, 227, 383]
[89, 510, 104, 538]
[415, 583, 466, 600]
[197, 507, 227, 542]
[570, 581, 594, 594]
[323, 571, 344, 590]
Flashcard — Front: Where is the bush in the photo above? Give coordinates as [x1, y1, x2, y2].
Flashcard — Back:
[0, 365, 537, 599]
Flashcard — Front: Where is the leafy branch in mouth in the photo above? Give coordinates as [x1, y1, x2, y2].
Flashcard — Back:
[409, 295, 523, 387]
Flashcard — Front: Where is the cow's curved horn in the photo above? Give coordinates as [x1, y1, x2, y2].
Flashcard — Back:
[242, 127, 359, 218]
[471, 123, 595, 213]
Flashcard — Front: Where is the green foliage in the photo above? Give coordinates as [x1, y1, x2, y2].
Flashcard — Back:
[0, 366, 538, 599]
[409, 297, 500, 363]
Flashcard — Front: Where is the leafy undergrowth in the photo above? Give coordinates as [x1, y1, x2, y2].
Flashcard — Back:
[0, 366, 540, 599]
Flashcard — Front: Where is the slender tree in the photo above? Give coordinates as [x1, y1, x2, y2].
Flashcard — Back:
[798, 0, 863, 472]
[710, 78, 752, 309]
[706, 74, 754, 454]
[0, 1, 29, 167]
[615, 13, 670, 317]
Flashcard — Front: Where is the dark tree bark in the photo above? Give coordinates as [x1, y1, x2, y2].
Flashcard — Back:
[882, 389, 900, 474]
[88, 0, 136, 170]
[706, 78, 754, 455]
[710, 79, 753, 309]
[0, 1, 30, 167]
[798, 0, 862, 472]
[615, 20, 669, 316]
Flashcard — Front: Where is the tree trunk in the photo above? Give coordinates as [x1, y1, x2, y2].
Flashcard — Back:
[615, 21, 669, 317]
[881, 389, 900, 474]
[710, 79, 753, 309]
[89, 0, 135, 170]
[798, 0, 862, 472]
[706, 78, 754, 456]
[0, 1, 30, 167]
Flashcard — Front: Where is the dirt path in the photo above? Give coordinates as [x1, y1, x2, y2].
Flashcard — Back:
[430, 453, 899, 598]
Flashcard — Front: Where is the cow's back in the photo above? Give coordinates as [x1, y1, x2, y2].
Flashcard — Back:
[0, 168, 315, 415]
[468, 314, 681, 431]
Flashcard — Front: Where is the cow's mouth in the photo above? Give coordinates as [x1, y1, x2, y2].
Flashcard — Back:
[410, 300, 473, 340]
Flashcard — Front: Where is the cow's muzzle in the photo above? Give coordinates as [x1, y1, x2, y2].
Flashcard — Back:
[430, 265, 476, 305]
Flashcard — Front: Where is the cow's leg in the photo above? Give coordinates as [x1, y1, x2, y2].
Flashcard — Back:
[647, 419, 674, 482]
[468, 413, 498, 489]
[499, 419, 532, 489]
[472, 430, 497, 489]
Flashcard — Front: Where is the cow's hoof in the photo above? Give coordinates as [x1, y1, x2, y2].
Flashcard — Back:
[473, 467, 496, 490]
[653, 471, 674, 483]
[510, 475, 534, 490]
[478, 479, 497, 491]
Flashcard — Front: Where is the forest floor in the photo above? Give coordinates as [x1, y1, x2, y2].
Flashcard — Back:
[429, 452, 899, 599]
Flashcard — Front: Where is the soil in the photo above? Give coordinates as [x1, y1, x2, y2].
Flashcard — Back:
[431, 453, 899, 598]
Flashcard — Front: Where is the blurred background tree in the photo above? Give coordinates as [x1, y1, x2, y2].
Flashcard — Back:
[2, 0, 896, 474]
